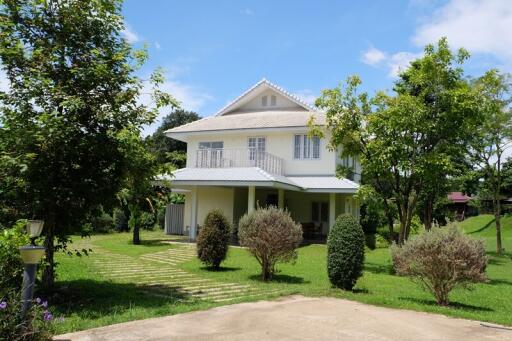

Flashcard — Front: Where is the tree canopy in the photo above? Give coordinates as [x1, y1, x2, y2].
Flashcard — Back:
[0, 0, 176, 288]
[315, 38, 480, 244]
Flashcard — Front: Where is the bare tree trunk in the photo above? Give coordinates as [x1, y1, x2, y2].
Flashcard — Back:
[494, 196, 502, 255]
[382, 198, 395, 241]
[42, 216, 55, 290]
[424, 196, 433, 231]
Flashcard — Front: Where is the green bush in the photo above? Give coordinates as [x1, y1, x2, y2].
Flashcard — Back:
[391, 225, 487, 306]
[238, 207, 302, 281]
[92, 212, 113, 233]
[139, 211, 156, 230]
[196, 210, 231, 269]
[364, 233, 376, 250]
[327, 214, 365, 290]
[0, 221, 29, 295]
[112, 208, 128, 232]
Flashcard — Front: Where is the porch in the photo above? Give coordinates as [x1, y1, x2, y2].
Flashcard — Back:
[171, 185, 358, 241]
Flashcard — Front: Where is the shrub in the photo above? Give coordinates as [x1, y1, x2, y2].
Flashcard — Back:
[391, 225, 487, 306]
[0, 221, 29, 295]
[196, 210, 231, 270]
[1, 292, 58, 341]
[112, 208, 129, 232]
[327, 214, 365, 290]
[238, 207, 302, 281]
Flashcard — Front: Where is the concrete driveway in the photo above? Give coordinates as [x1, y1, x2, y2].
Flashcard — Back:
[55, 295, 510, 341]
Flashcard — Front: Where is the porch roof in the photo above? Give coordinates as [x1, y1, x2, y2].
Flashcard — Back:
[161, 168, 359, 193]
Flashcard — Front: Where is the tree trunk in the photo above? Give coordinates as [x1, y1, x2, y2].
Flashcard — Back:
[133, 221, 140, 245]
[42, 218, 55, 290]
[424, 196, 433, 231]
[382, 198, 395, 242]
[493, 197, 502, 255]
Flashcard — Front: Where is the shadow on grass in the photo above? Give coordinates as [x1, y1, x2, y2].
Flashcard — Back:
[364, 262, 394, 275]
[248, 274, 309, 284]
[399, 297, 494, 312]
[46, 279, 192, 318]
[200, 266, 242, 272]
[488, 278, 512, 286]
[468, 218, 495, 234]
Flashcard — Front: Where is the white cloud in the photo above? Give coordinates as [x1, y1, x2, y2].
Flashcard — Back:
[155, 41, 161, 50]
[240, 8, 254, 16]
[361, 47, 386, 66]
[387, 51, 422, 77]
[141, 79, 213, 136]
[293, 89, 318, 106]
[121, 24, 140, 44]
[413, 0, 512, 59]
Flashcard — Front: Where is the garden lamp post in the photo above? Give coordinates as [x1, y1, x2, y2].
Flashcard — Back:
[19, 220, 45, 316]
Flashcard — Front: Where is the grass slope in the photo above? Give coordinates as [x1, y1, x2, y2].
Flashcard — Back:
[52, 215, 512, 333]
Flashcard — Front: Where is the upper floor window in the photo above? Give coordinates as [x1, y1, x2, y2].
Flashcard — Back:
[248, 137, 266, 161]
[294, 135, 320, 159]
[198, 141, 224, 167]
[198, 141, 223, 149]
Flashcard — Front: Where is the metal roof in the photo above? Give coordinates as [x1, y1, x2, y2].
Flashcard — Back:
[162, 168, 359, 193]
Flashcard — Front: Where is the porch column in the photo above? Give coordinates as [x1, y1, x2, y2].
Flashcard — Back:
[248, 186, 256, 213]
[278, 189, 284, 209]
[329, 193, 336, 230]
[190, 186, 198, 241]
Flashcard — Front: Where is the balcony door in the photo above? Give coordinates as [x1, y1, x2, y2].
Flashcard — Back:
[248, 137, 266, 167]
[198, 141, 223, 167]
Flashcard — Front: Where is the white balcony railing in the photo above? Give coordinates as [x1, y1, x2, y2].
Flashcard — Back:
[195, 148, 284, 175]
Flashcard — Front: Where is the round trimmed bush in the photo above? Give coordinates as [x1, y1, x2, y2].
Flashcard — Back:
[327, 214, 365, 290]
[238, 207, 302, 281]
[196, 209, 231, 270]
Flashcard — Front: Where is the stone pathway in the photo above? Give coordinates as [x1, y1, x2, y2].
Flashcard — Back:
[88, 242, 280, 303]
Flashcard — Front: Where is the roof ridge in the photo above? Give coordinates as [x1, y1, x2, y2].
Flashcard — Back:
[214, 78, 315, 116]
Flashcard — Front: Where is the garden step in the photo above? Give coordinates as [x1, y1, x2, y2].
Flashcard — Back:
[140, 278, 212, 286]
[192, 286, 267, 298]
[111, 273, 196, 280]
[180, 283, 250, 293]
[211, 290, 284, 303]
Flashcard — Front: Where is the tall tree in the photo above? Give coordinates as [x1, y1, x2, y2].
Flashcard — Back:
[0, 0, 176, 288]
[146, 109, 199, 168]
[469, 70, 512, 255]
[315, 39, 479, 244]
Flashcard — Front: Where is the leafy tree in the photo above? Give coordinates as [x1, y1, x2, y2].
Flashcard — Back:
[315, 39, 479, 244]
[469, 70, 512, 255]
[146, 109, 199, 168]
[0, 0, 176, 288]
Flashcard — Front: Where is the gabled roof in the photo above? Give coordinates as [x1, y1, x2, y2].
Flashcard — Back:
[447, 192, 472, 203]
[215, 78, 316, 116]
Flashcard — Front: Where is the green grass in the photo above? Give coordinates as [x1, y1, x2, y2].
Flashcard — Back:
[51, 215, 512, 334]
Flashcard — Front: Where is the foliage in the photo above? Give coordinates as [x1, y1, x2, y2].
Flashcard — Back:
[327, 214, 365, 290]
[315, 38, 480, 245]
[196, 210, 231, 269]
[146, 109, 199, 168]
[391, 225, 487, 305]
[0, 221, 29, 295]
[112, 208, 129, 232]
[238, 207, 302, 281]
[0, 0, 176, 288]
[468, 70, 512, 254]
[0, 292, 58, 341]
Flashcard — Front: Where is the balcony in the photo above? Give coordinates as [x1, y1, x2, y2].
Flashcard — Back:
[195, 148, 284, 175]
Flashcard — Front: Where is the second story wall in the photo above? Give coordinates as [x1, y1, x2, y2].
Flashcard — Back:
[185, 129, 338, 176]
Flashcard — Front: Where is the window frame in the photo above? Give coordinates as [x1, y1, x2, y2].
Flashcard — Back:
[293, 134, 320, 160]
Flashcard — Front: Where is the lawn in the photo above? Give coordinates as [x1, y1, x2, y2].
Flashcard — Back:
[51, 215, 512, 334]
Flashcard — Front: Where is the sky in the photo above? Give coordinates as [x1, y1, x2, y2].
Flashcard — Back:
[1, 0, 511, 135]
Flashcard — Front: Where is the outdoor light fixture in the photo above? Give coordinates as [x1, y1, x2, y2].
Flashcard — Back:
[19, 219, 45, 316]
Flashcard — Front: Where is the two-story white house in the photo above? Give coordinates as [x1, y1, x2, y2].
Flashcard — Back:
[164, 79, 360, 241]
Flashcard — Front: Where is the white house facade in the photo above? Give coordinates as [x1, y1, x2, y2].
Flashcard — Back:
[164, 79, 361, 240]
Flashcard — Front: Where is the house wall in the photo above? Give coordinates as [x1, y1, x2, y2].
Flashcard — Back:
[183, 186, 235, 231]
[185, 130, 338, 176]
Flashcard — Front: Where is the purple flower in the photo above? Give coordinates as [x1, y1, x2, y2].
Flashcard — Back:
[0, 301, 6, 309]
[35, 297, 41, 304]
[43, 311, 53, 321]
[41, 301, 48, 308]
